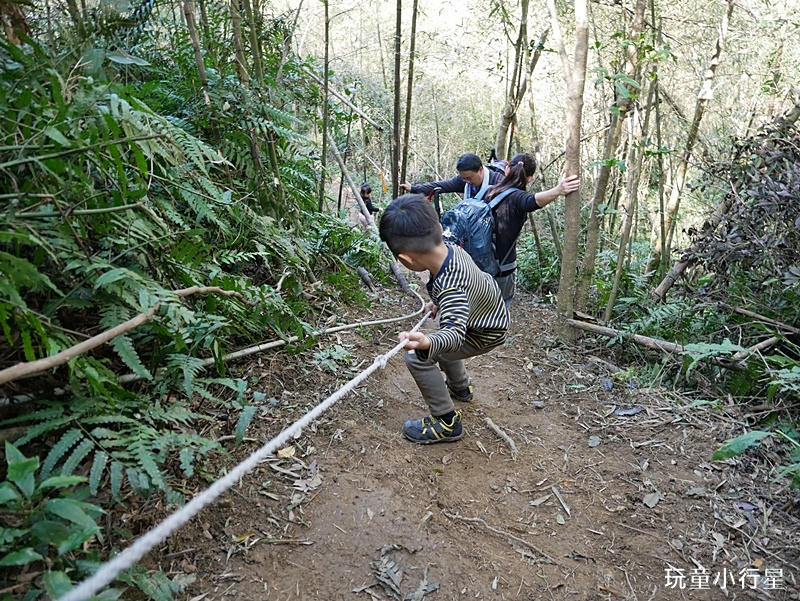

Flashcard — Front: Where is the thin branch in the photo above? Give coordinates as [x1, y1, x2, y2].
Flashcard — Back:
[0, 287, 257, 386]
[484, 418, 518, 457]
[0, 134, 166, 170]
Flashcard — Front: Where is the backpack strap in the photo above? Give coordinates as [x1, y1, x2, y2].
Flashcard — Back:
[486, 188, 518, 273]
[465, 167, 492, 200]
[486, 187, 515, 209]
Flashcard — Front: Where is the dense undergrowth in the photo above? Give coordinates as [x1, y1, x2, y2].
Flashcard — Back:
[0, 5, 386, 595]
[516, 117, 800, 487]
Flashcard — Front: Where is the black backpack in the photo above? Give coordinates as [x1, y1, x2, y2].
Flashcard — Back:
[440, 188, 516, 277]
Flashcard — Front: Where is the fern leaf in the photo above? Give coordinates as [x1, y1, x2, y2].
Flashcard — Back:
[125, 467, 144, 496]
[0, 406, 63, 427]
[130, 441, 165, 489]
[40, 429, 84, 479]
[179, 448, 194, 477]
[110, 334, 153, 381]
[110, 461, 124, 500]
[82, 415, 139, 426]
[60, 438, 94, 477]
[89, 451, 108, 496]
[235, 406, 257, 444]
[15, 415, 74, 446]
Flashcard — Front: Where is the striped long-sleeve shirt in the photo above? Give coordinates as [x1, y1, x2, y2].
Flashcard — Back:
[422, 244, 509, 359]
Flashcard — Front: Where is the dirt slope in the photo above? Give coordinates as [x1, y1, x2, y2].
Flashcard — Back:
[149, 282, 798, 601]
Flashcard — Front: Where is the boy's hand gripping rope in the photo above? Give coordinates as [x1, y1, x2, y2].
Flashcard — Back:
[59, 310, 432, 601]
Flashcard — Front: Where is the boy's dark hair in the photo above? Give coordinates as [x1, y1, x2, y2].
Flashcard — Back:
[487, 153, 537, 200]
[379, 194, 442, 255]
[360, 182, 372, 196]
[456, 153, 483, 172]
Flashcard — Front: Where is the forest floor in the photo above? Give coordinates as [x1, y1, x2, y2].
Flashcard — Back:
[136, 270, 800, 601]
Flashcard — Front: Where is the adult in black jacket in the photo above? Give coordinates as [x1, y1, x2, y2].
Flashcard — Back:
[485, 153, 580, 306]
[399, 153, 503, 200]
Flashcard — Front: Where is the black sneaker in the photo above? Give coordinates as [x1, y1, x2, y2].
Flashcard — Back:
[447, 383, 474, 402]
[402, 411, 464, 444]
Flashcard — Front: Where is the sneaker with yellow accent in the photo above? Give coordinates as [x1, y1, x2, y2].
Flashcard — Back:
[447, 383, 474, 402]
[402, 411, 464, 444]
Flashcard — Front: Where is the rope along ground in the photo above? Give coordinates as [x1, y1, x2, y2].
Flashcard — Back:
[60, 312, 430, 601]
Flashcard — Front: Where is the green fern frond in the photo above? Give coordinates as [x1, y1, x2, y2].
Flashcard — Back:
[0, 406, 64, 426]
[89, 451, 109, 496]
[110, 334, 153, 381]
[60, 438, 94, 477]
[130, 440, 165, 490]
[110, 461, 124, 500]
[15, 415, 75, 446]
[40, 429, 84, 479]
[81, 415, 140, 426]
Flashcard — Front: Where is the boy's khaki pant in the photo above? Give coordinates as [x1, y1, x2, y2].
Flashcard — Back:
[404, 341, 496, 416]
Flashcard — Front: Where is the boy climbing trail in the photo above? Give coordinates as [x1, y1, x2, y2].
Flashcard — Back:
[379, 194, 509, 444]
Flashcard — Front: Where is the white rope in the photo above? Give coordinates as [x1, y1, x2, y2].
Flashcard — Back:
[118, 290, 427, 385]
[60, 310, 431, 601]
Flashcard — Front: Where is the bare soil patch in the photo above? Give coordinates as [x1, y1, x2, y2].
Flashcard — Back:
[145, 278, 799, 601]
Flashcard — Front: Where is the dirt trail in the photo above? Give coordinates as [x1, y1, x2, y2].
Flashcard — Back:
[152, 284, 798, 601]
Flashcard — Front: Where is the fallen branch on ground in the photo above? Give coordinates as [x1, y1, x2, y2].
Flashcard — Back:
[441, 510, 556, 564]
[565, 319, 748, 371]
[484, 418, 518, 457]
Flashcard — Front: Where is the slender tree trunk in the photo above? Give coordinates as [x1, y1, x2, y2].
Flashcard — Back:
[230, 0, 250, 85]
[241, 0, 264, 85]
[318, 0, 330, 212]
[574, 0, 646, 312]
[495, 0, 528, 159]
[433, 85, 441, 178]
[650, 0, 735, 274]
[391, 0, 402, 198]
[64, 0, 84, 37]
[338, 106, 355, 211]
[197, 0, 217, 72]
[400, 0, 418, 184]
[549, 0, 589, 327]
[375, 7, 388, 91]
[604, 78, 655, 321]
[184, 0, 211, 105]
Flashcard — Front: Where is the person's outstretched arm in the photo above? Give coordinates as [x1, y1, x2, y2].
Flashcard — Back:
[533, 174, 581, 208]
[399, 175, 466, 196]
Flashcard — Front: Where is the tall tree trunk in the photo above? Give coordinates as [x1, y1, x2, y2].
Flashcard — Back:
[230, 0, 250, 86]
[184, 0, 211, 105]
[604, 78, 655, 321]
[391, 0, 402, 198]
[433, 84, 441, 178]
[495, 0, 528, 160]
[549, 0, 589, 327]
[64, 0, 84, 38]
[318, 0, 330, 212]
[400, 0, 418, 184]
[197, 0, 218, 72]
[241, 0, 264, 85]
[574, 0, 647, 312]
[495, 23, 551, 159]
[338, 106, 355, 211]
[650, 0, 735, 274]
